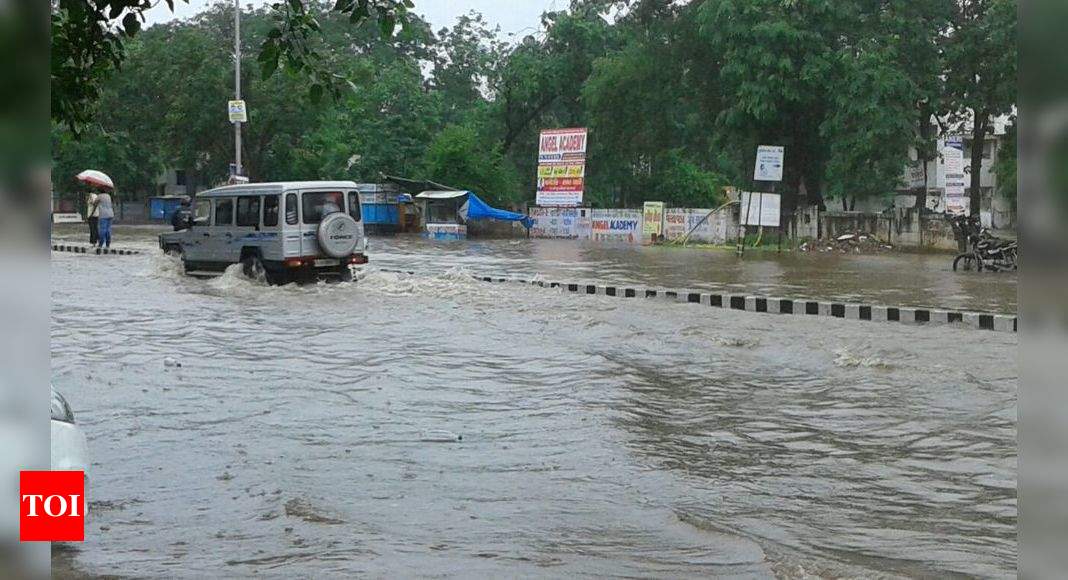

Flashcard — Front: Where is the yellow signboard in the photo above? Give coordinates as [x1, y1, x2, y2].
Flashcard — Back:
[642, 201, 665, 236]
[537, 164, 585, 178]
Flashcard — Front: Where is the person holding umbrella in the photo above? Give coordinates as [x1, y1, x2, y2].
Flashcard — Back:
[85, 189, 100, 245]
[77, 170, 116, 249]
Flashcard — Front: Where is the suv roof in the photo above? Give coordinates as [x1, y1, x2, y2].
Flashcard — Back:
[196, 181, 360, 198]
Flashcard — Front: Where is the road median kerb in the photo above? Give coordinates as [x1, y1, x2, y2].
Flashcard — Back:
[458, 271, 1016, 333]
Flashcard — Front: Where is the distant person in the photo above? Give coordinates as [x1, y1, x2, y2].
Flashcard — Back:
[322, 194, 342, 216]
[171, 199, 192, 231]
[92, 190, 115, 248]
[86, 190, 100, 245]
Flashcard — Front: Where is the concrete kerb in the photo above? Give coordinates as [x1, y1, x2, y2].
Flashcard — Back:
[378, 267, 1016, 333]
[52, 244, 142, 256]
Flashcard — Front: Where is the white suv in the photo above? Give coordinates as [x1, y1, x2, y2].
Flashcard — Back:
[159, 181, 368, 284]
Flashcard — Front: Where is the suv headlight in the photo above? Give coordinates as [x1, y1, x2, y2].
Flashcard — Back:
[51, 389, 75, 424]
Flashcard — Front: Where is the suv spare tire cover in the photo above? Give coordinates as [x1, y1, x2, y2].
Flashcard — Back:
[317, 212, 360, 258]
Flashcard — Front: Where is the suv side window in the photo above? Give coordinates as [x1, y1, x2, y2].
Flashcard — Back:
[285, 193, 298, 225]
[215, 198, 234, 225]
[263, 195, 279, 227]
[236, 196, 261, 227]
[194, 200, 211, 225]
[348, 192, 362, 221]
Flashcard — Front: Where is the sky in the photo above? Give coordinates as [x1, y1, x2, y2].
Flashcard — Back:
[142, 0, 564, 38]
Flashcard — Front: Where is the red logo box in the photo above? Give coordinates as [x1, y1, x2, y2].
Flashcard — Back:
[20, 471, 85, 542]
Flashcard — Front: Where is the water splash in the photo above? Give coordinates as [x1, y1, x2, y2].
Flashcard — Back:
[832, 347, 893, 369]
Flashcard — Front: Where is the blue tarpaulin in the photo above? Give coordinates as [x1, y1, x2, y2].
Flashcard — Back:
[460, 192, 533, 228]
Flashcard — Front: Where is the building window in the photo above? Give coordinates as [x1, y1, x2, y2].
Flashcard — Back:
[174, 170, 187, 186]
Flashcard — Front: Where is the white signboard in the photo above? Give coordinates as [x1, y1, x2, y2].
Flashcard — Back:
[943, 136, 967, 215]
[52, 212, 83, 224]
[228, 99, 247, 123]
[536, 127, 587, 206]
[740, 192, 781, 227]
[753, 145, 784, 182]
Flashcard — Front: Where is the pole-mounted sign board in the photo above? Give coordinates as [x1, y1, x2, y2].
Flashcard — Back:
[228, 100, 247, 123]
[753, 145, 784, 182]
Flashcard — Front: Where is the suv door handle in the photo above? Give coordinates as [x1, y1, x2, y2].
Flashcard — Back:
[202, 233, 210, 237]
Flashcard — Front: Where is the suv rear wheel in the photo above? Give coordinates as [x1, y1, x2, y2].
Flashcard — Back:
[241, 252, 267, 282]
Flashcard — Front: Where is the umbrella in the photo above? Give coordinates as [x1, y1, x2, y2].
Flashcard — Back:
[76, 169, 114, 190]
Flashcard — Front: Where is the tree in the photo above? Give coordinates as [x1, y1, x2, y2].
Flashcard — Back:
[50, 0, 412, 132]
[821, 44, 917, 209]
[944, 0, 1017, 215]
[293, 61, 443, 180]
[422, 124, 520, 207]
[694, 0, 843, 212]
[430, 11, 504, 125]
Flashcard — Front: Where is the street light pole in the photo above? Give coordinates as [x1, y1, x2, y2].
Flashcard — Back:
[233, 0, 242, 177]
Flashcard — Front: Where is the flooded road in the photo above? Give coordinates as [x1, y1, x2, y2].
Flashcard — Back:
[51, 231, 1016, 578]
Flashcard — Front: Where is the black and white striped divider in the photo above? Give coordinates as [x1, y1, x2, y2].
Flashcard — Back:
[377, 268, 1018, 333]
[51, 244, 142, 256]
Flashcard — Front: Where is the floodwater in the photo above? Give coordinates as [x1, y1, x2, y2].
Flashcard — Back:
[51, 229, 1017, 578]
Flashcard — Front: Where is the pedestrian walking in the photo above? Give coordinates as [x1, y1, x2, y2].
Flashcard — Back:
[92, 190, 115, 248]
[86, 190, 100, 245]
[75, 169, 116, 248]
[171, 198, 192, 231]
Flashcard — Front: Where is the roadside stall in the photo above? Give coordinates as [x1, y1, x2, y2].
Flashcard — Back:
[416, 190, 469, 240]
[415, 190, 533, 240]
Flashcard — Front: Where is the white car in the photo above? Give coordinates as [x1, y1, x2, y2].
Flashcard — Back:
[51, 388, 89, 476]
[159, 181, 369, 284]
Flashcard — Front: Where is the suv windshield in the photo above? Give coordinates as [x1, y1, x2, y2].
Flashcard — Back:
[302, 192, 344, 224]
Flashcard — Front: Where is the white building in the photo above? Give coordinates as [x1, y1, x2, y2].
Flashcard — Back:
[896, 115, 1015, 229]
[155, 168, 190, 197]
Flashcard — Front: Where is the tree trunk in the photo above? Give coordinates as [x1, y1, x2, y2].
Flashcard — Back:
[969, 114, 988, 216]
[917, 106, 934, 211]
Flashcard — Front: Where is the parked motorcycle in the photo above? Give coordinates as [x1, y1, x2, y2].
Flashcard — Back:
[950, 215, 1017, 272]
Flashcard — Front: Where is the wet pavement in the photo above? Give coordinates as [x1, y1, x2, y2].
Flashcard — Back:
[51, 228, 1017, 578]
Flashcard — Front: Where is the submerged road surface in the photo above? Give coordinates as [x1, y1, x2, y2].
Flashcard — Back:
[51, 233, 1016, 578]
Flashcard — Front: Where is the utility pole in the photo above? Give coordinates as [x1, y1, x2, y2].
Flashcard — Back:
[233, 0, 242, 176]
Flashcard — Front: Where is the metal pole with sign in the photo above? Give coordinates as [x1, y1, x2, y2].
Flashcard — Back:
[739, 146, 785, 256]
[233, 0, 243, 177]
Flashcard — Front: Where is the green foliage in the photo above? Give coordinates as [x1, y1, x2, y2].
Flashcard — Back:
[944, 0, 1017, 213]
[822, 45, 916, 204]
[422, 125, 520, 207]
[50, 0, 410, 132]
[653, 151, 728, 208]
[52, 0, 1017, 214]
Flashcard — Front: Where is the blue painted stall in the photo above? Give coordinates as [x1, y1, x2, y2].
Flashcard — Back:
[148, 196, 189, 221]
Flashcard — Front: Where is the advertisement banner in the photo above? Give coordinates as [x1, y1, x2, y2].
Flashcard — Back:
[590, 209, 641, 243]
[529, 207, 580, 239]
[943, 137, 968, 215]
[538, 128, 588, 163]
[537, 128, 587, 206]
[642, 202, 665, 236]
[663, 208, 688, 239]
